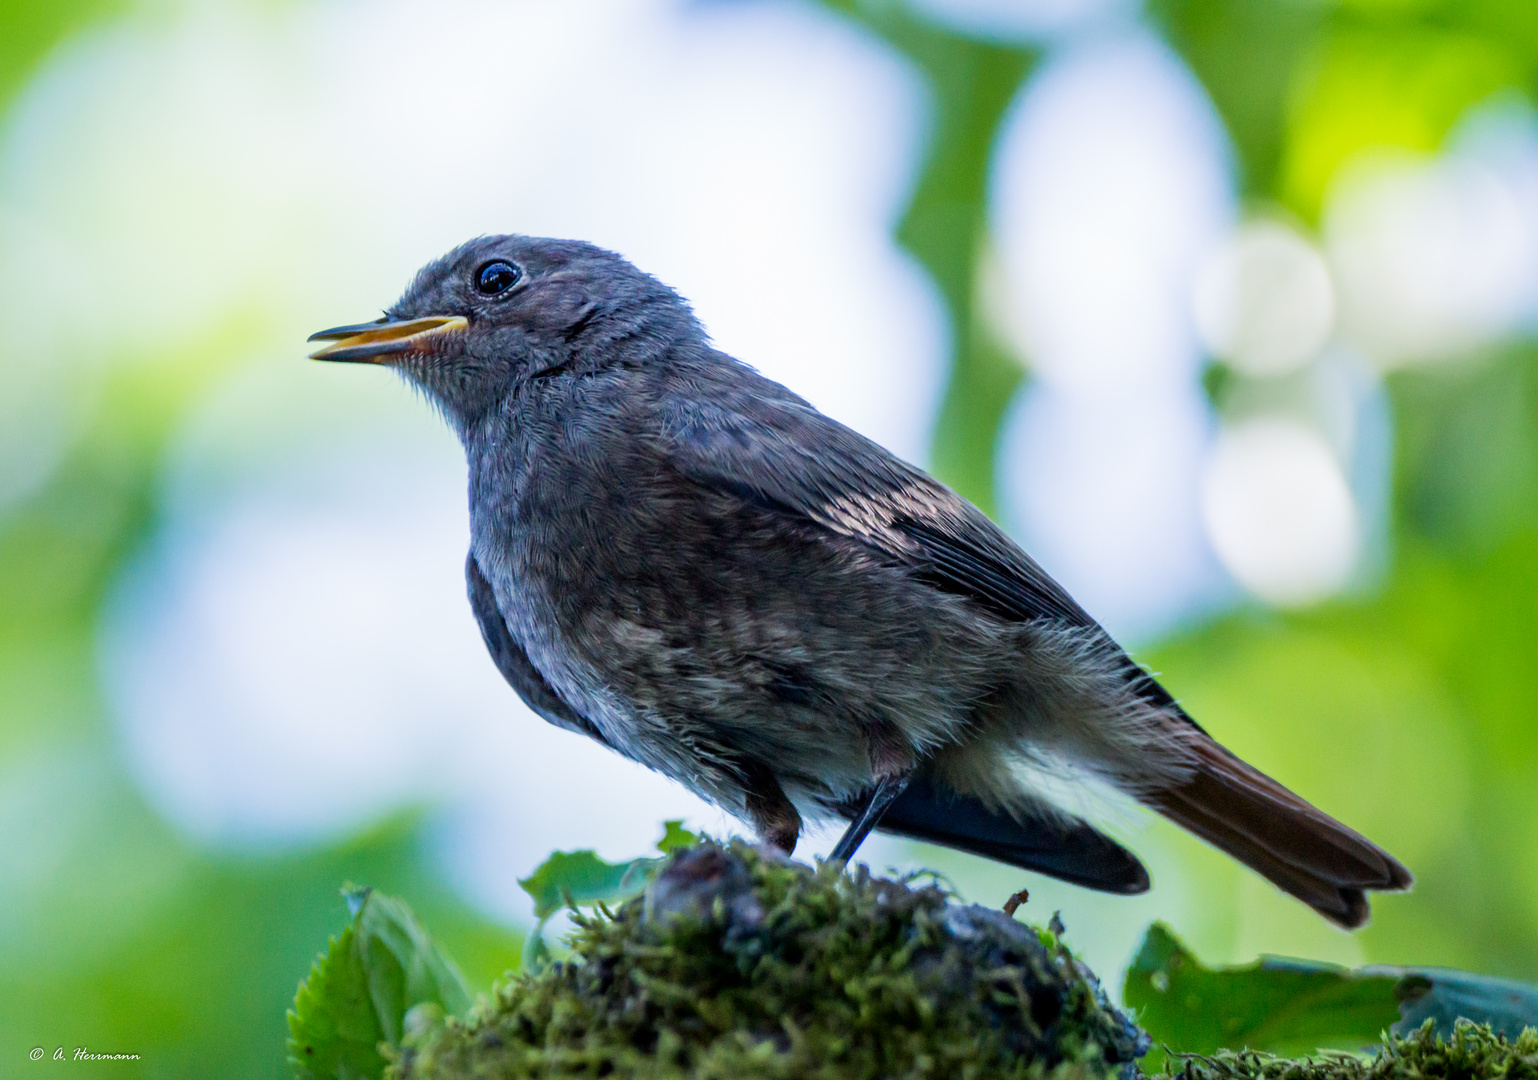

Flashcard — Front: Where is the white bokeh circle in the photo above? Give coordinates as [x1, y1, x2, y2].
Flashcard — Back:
[1200, 418, 1359, 607]
[1193, 220, 1335, 377]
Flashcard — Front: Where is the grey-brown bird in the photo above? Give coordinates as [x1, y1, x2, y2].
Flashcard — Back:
[310, 235, 1412, 928]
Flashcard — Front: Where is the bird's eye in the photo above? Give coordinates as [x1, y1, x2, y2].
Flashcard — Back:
[475, 260, 522, 296]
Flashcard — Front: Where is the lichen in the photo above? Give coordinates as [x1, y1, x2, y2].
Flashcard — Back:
[388, 841, 1147, 1080]
[1153, 1020, 1538, 1080]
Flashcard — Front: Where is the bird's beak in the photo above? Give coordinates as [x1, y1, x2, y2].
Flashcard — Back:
[307, 315, 469, 363]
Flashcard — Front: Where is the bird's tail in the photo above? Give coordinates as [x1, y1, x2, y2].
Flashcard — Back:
[1140, 734, 1412, 928]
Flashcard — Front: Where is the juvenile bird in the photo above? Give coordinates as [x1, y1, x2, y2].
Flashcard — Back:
[310, 235, 1411, 927]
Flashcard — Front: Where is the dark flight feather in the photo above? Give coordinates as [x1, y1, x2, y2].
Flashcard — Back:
[854, 775, 1151, 894]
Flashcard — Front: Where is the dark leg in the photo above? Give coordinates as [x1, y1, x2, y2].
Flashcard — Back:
[741, 759, 802, 854]
[865, 716, 915, 778]
[828, 772, 912, 867]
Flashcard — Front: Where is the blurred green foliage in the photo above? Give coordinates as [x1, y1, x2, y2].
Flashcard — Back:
[0, 372, 521, 1073]
[0, 0, 123, 110]
[3, 0, 1538, 1075]
[1150, 0, 1538, 216]
[1147, 344, 1538, 977]
[825, 1, 1037, 513]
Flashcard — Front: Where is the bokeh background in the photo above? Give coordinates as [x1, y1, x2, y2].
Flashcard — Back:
[3, 0, 1538, 1073]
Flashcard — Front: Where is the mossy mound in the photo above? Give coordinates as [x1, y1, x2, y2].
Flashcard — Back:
[389, 841, 1148, 1080]
[1157, 1020, 1538, 1080]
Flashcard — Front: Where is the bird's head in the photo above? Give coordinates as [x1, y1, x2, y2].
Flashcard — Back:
[308, 235, 702, 428]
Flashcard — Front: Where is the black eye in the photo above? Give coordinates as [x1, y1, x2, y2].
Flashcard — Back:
[475, 260, 522, 296]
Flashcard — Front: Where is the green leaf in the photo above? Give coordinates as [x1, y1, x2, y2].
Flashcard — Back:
[656, 819, 699, 854]
[1126, 924, 1538, 1070]
[287, 919, 387, 1080]
[287, 885, 473, 1080]
[1125, 923, 1403, 1067]
[517, 849, 660, 921]
[1392, 968, 1538, 1041]
[519, 821, 700, 920]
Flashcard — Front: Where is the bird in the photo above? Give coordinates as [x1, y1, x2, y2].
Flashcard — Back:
[309, 234, 1412, 928]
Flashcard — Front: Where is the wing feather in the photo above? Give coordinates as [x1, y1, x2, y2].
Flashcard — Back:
[657, 374, 1152, 660]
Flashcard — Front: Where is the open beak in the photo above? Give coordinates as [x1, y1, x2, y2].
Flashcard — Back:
[307, 315, 469, 363]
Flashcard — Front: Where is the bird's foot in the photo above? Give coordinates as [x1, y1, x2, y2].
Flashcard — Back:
[741, 760, 802, 856]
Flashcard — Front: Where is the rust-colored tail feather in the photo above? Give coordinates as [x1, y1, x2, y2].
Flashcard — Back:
[1143, 737, 1412, 928]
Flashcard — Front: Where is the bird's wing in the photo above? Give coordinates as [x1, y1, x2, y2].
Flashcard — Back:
[659, 375, 1417, 921]
[863, 776, 1150, 893]
[659, 378, 1186, 716]
[661, 381, 1100, 632]
[466, 552, 613, 748]
[659, 382, 1171, 894]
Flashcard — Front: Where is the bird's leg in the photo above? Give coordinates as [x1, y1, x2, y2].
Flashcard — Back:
[865, 716, 915, 779]
[828, 771, 911, 867]
[740, 759, 802, 854]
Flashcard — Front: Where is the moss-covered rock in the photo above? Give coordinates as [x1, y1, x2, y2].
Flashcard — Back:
[389, 841, 1148, 1080]
[1156, 1020, 1538, 1080]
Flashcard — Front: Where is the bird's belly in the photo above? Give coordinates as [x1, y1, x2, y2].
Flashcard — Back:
[502, 585, 872, 790]
[485, 521, 1013, 804]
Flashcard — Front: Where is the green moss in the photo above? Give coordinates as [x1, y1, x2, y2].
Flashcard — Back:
[388, 842, 1146, 1080]
[1152, 1020, 1538, 1080]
